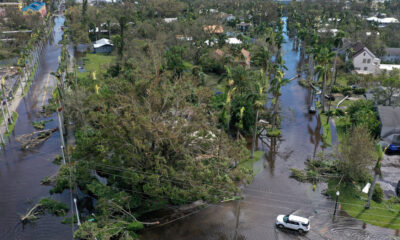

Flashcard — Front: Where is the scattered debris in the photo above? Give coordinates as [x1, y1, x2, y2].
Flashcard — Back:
[32, 119, 53, 129]
[20, 198, 69, 223]
[15, 128, 58, 149]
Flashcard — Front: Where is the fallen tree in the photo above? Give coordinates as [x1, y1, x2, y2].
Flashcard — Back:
[15, 128, 58, 149]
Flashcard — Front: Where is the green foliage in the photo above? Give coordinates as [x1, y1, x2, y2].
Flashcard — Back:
[39, 198, 69, 216]
[126, 221, 144, 231]
[50, 165, 72, 194]
[61, 214, 78, 226]
[347, 100, 380, 138]
[372, 183, 384, 203]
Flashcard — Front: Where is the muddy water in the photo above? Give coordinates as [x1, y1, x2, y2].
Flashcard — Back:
[141, 18, 398, 240]
[0, 16, 73, 240]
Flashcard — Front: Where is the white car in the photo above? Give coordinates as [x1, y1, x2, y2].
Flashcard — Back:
[276, 214, 310, 233]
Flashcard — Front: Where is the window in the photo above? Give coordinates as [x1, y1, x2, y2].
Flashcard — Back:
[355, 67, 361, 70]
[363, 59, 366, 63]
[364, 52, 366, 56]
[364, 67, 368, 71]
[367, 59, 371, 63]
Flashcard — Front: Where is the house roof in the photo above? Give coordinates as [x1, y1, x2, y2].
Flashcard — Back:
[203, 25, 224, 34]
[366, 17, 399, 24]
[385, 48, 400, 56]
[22, 1, 45, 12]
[378, 106, 400, 141]
[350, 42, 377, 59]
[93, 38, 113, 48]
[226, 37, 242, 45]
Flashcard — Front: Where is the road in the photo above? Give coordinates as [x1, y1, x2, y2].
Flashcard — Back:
[0, 15, 73, 240]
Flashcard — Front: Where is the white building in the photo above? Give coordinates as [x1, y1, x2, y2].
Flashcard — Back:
[366, 16, 399, 27]
[351, 43, 381, 74]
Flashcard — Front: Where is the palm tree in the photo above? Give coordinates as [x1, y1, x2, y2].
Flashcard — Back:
[315, 46, 334, 112]
[251, 73, 266, 159]
[253, 46, 271, 88]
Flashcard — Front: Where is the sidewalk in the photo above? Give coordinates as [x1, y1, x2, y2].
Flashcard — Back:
[0, 81, 25, 144]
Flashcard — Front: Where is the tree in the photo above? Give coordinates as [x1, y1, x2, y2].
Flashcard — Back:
[365, 144, 385, 209]
[118, 16, 127, 58]
[375, 71, 400, 106]
[251, 72, 266, 159]
[315, 46, 334, 112]
[338, 126, 377, 184]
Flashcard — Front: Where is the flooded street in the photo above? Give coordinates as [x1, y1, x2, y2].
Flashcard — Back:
[0, 16, 72, 240]
[140, 18, 399, 240]
[0, 12, 398, 240]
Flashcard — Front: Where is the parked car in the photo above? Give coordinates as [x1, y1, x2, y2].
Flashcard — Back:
[387, 143, 400, 154]
[309, 105, 316, 114]
[276, 214, 310, 233]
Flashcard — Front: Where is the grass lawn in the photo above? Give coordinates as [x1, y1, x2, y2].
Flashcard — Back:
[76, 54, 115, 81]
[239, 151, 264, 175]
[328, 181, 400, 229]
[319, 113, 331, 147]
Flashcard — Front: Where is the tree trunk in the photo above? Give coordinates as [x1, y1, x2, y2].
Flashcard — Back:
[250, 109, 259, 159]
[321, 66, 327, 112]
[366, 170, 378, 209]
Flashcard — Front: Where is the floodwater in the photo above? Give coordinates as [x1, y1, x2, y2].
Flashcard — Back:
[140, 18, 398, 240]
[0, 14, 398, 240]
[0, 16, 73, 240]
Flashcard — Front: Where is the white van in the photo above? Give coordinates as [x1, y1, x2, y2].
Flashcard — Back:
[275, 214, 310, 233]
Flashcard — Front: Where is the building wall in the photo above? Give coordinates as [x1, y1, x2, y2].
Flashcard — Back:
[353, 50, 380, 74]
[94, 45, 113, 53]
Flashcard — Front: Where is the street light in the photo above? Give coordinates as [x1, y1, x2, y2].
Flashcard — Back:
[74, 198, 81, 226]
[333, 191, 340, 218]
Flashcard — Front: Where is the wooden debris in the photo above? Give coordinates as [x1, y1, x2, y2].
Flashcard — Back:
[20, 203, 43, 222]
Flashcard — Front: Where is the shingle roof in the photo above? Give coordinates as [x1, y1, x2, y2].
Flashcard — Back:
[378, 106, 400, 140]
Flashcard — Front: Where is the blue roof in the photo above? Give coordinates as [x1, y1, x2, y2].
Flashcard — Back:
[22, 2, 46, 12]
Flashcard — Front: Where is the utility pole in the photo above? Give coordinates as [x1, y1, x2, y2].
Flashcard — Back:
[4, 99, 13, 125]
[1, 102, 9, 133]
[0, 130, 5, 145]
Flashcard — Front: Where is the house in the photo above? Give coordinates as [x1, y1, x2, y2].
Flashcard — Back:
[226, 37, 242, 45]
[378, 106, 400, 144]
[164, 18, 177, 23]
[350, 42, 380, 74]
[366, 16, 399, 27]
[203, 25, 224, 34]
[382, 48, 400, 63]
[176, 35, 193, 41]
[236, 22, 253, 32]
[92, 38, 113, 53]
[22, 2, 46, 18]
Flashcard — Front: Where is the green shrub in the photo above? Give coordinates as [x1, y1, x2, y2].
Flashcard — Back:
[39, 198, 69, 216]
[353, 88, 366, 95]
[372, 183, 384, 203]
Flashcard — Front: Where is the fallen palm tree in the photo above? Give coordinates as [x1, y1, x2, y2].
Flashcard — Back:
[15, 128, 58, 149]
[20, 198, 69, 223]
